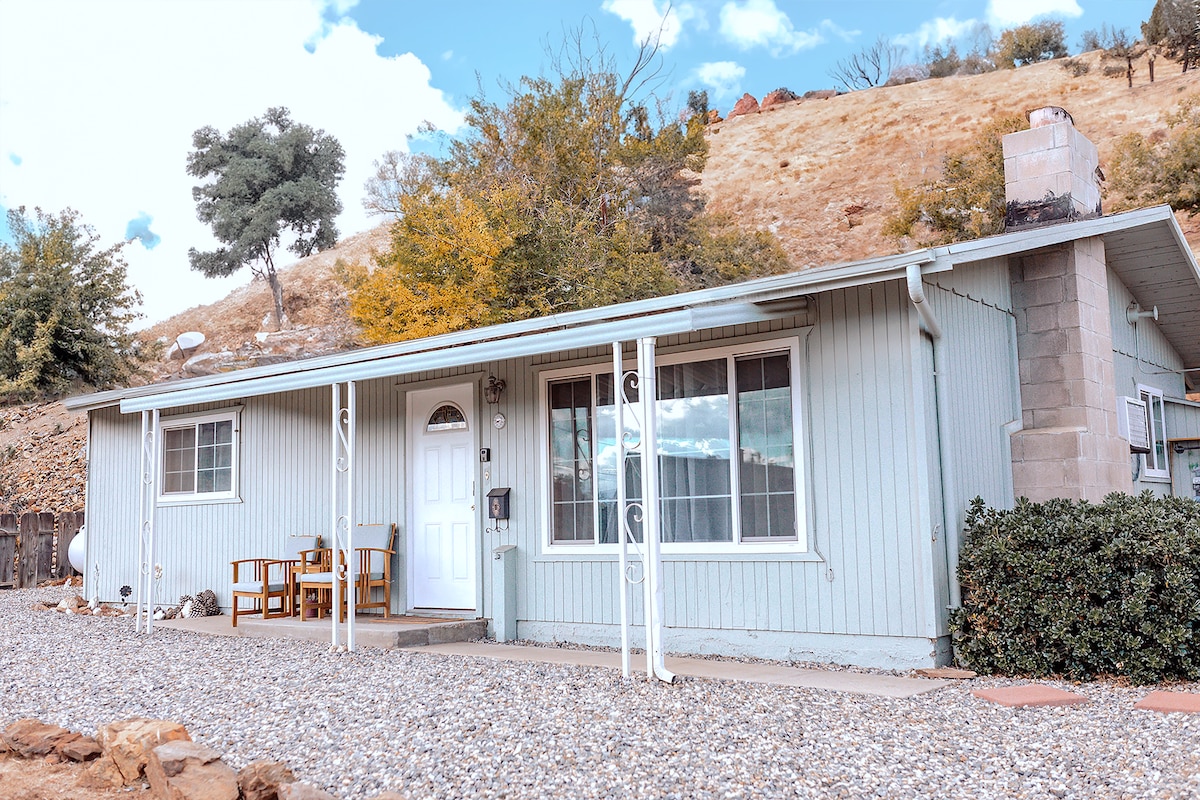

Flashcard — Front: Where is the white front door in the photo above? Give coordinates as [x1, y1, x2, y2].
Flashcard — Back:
[408, 384, 477, 610]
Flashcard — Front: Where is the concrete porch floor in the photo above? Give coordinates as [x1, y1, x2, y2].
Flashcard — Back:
[155, 612, 488, 648]
[154, 613, 949, 698]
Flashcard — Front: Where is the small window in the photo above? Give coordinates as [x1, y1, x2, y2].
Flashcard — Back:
[427, 404, 467, 431]
[158, 410, 239, 502]
[1138, 385, 1169, 481]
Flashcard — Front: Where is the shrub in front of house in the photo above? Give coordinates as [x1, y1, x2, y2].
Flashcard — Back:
[950, 492, 1200, 685]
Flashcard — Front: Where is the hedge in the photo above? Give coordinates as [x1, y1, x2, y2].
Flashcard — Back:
[950, 492, 1200, 684]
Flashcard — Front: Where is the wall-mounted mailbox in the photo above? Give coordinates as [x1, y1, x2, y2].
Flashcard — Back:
[487, 488, 511, 520]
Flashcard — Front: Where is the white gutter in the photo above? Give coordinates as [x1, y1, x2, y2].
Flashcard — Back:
[906, 264, 961, 610]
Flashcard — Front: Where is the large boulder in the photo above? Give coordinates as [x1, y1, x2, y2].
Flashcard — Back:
[97, 717, 191, 783]
[727, 93, 759, 118]
[238, 759, 298, 800]
[60, 734, 103, 762]
[0, 718, 75, 758]
[147, 740, 239, 800]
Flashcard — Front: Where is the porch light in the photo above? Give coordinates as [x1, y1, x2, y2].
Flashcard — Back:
[485, 375, 506, 405]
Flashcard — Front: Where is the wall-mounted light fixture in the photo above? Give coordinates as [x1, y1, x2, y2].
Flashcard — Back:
[485, 375, 507, 405]
[1126, 302, 1159, 325]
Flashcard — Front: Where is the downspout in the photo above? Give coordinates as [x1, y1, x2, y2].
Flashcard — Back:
[906, 264, 961, 609]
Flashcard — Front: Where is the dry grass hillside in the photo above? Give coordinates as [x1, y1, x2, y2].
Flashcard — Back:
[701, 48, 1200, 265]
[1, 49, 1197, 514]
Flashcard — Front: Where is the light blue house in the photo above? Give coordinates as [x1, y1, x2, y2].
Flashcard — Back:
[66, 112, 1200, 669]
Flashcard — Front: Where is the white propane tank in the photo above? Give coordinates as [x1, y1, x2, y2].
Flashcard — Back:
[67, 526, 86, 573]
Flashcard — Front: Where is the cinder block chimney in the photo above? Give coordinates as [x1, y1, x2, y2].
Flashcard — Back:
[1004, 107, 1132, 502]
[1003, 106, 1102, 230]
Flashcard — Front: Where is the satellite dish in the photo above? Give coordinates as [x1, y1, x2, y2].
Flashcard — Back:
[167, 331, 206, 360]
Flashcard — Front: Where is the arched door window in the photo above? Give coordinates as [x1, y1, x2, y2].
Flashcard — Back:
[426, 403, 468, 432]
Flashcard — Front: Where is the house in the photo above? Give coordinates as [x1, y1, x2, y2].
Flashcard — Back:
[65, 109, 1200, 669]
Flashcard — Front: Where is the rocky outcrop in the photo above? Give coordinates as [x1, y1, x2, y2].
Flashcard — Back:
[760, 88, 800, 110]
[727, 93, 759, 118]
[706, 109, 723, 125]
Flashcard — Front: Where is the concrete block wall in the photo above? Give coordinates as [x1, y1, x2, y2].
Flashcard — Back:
[1009, 237, 1133, 501]
[1003, 122, 1102, 228]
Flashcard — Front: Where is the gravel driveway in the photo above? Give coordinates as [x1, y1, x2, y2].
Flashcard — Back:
[3, 585, 1198, 799]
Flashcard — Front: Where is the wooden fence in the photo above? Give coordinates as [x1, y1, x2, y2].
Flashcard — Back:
[0, 511, 85, 589]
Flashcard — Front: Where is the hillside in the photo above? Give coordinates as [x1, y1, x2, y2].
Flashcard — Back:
[1, 48, 1197, 514]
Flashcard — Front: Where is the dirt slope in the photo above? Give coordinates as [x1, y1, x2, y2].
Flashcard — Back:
[700, 48, 1200, 266]
[1, 50, 1197, 515]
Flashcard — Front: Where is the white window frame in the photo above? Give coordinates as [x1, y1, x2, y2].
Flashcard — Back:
[156, 408, 242, 504]
[538, 337, 808, 555]
[1137, 385, 1170, 481]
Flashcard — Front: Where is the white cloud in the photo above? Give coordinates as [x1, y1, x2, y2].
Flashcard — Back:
[894, 17, 980, 51]
[718, 0, 826, 54]
[692, 61, 746, 99]
[0, 0, 462, 326]
[986, 0, 1082, 29]
[601, 0, 696, 51]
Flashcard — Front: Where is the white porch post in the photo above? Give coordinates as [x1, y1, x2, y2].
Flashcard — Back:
[614, 338, 674, 683]
[136, 409, 158, 634]
[637, 337, 674, 683]
[330, 381, 358, 651]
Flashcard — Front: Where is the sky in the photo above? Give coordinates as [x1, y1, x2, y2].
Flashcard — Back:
[0, 0, 1153, 327]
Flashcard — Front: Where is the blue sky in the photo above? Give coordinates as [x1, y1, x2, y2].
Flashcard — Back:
[0, 0, 1153, 325]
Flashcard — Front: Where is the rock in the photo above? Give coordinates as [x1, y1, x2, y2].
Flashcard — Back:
[706, 109, 723, 125]
[760, 88, 799, 110]
[60, 734, 103, 762]
[278, 783, 339, 800]
[81, 754, 127, 789]
[727, 93, 759, 119]
[97, 717, 191, 783]
[0, 718, 75, 758]
[238, 759, 297, 800]
[803, 89, 838, 100]
[147, 740, 239, 800]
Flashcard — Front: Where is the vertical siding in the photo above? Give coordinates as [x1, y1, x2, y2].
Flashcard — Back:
[1108, 266, 1185, 399]
[517, 286, 931, 639]
[927, 259, 1021, 511]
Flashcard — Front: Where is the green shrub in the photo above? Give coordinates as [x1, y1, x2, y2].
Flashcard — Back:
[950, 492, 1200, 684]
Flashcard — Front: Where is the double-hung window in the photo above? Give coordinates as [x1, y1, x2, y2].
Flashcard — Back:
[158, 410, 240, 502]
[1137, 385, 1169, 481]
[544, 340, 805, 552]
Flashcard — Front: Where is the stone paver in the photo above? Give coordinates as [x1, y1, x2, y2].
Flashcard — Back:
[1134, 690, 1200, 714]
[972, 684, 1089, 708]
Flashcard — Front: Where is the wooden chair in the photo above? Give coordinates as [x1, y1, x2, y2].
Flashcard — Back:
[231, 534, 322, 627]
[298, 524, 395, 621]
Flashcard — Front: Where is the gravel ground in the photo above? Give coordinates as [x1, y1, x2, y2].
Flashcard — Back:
[3, 585, 1198, 800]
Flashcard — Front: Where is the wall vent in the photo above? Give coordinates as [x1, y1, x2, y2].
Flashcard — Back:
[1116, 396, 1151, 453]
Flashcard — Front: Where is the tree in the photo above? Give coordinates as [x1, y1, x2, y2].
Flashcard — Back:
[1108, 95, 1200, 215]
[829, 36, 905, 90]
[1142, 0, 1200, 71]
[883, 113, 1028, 245]
[0, 207, 142, 401]
[347, 38, 789, 345]
[187, 107, 345, 330]
[993, 21, 1068, 68]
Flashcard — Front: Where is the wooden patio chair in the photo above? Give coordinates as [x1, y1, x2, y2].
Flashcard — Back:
[298, 523, 395, 621]
[231, 534, 322, 627]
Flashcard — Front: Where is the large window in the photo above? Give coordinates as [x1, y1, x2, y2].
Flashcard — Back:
[158, 410, 240, 502]
[1138, 385, 1169, 481]
[544, 341, 804, 551]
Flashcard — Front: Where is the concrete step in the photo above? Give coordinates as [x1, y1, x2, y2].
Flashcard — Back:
[222, 615, 489, 649]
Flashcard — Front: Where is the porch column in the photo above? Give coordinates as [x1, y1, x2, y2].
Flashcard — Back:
[330, 381, 358, 650]
[135, 409, 159, 634]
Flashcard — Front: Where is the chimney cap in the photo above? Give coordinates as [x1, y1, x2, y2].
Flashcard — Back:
[1028, 106, 1074, 129]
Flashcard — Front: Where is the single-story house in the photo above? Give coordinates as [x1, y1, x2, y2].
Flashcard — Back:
[65, 109, 1200, 669]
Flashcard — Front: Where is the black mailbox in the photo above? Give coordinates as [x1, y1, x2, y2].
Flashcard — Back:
[487, 488, 511, 520]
